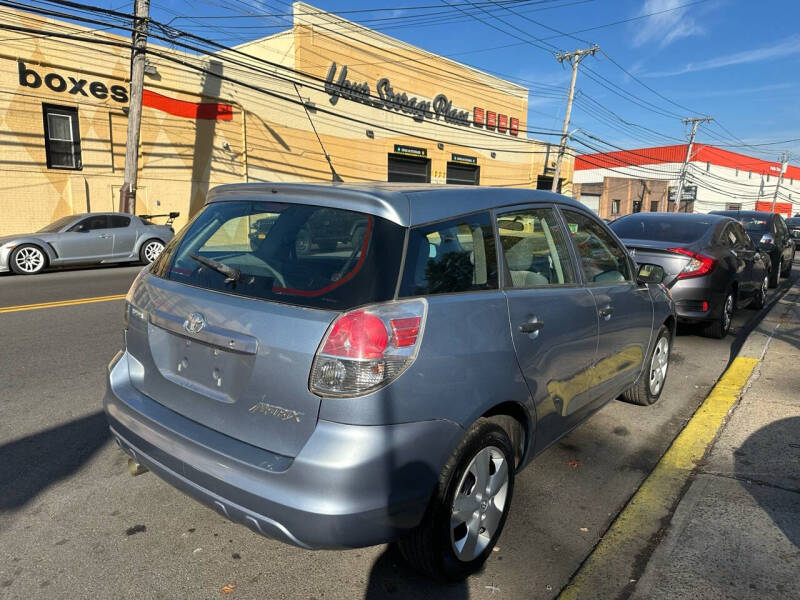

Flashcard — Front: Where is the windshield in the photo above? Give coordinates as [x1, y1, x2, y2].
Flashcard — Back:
[37, 215, 79, 233]
[610, 216, 712, 244]
[738, 217, 769, 233]
[152, 201, 405, 310]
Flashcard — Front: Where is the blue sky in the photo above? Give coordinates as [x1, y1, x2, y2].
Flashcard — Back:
[100, 0, 800, 161]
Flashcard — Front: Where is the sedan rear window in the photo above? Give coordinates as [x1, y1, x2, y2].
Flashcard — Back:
[152, 201, 405, 310]
[610, 216, 712, 244]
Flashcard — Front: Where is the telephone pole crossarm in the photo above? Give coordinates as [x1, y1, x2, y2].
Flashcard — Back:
[673, 116, 713, 212]
[550, 45, 599, 194]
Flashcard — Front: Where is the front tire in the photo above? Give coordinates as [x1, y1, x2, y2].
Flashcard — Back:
[9, 244, 47, 275]
[139, 239, 164, 264]
[622, 325, 671, 406]
[398, 419, 514, 581]
[750, 275, 768, 310]
[703, 292, 734, 339]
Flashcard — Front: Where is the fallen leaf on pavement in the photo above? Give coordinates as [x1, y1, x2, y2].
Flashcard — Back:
[221, 582, 237, 595]
[567, 460, 581, 468]
[493, 546, 500, 552]
[580, 527, 589, 533]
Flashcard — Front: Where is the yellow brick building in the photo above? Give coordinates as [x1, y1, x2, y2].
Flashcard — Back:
[0, 3, 573, 236]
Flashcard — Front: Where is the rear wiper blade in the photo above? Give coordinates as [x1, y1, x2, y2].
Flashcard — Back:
[190, 254, 240, 284]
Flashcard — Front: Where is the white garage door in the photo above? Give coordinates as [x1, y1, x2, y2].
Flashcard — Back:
[579, 194, 600, 214]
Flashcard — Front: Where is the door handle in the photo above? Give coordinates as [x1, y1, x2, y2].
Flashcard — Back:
[519, 318, 544, 337]
[99, 233, 113, 238]
[599, 305, 613, 320]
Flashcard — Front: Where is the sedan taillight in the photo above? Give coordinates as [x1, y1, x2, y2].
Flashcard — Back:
[310, 299, 427, 397]
[670, 247, 716, 279]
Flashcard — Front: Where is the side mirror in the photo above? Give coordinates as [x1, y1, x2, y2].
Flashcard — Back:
[637, 263, 665, 285]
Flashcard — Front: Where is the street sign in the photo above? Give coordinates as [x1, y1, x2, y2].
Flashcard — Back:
[668, 185, 697, 202]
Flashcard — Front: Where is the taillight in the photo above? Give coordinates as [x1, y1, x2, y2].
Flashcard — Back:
[670, 247, 716, 279]
[310, 299, 427, 397]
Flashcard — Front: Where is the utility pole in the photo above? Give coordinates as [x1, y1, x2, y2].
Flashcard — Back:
[551, 45, 598, 193]
[119, 0, 150, 214]
[770, 152, 789, 213]
[673, 116, 712, 212]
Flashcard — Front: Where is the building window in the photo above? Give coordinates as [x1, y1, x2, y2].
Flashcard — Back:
[727, 203, 742, 211]
[632, 200, 642, 213]
[611, 199, 620, 215]
[650, 200, 659, 212]
[42, 104, 81, 170]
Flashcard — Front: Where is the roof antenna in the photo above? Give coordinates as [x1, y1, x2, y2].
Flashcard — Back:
[293, 83, 343, 182]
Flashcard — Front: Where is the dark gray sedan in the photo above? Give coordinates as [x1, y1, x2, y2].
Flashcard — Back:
[105, 183, 675, 580]
[0, 212, 175, 275]
[611, 212, 769, 338]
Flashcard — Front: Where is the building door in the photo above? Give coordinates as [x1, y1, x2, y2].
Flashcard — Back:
[579, 194, 600, 214]
[388, 154, 430, 183]
[446, 162, 480, 185]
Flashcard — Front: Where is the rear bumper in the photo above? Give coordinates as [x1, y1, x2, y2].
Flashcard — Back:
[670, 277, 725, 322]
[103, 350, 464, 550]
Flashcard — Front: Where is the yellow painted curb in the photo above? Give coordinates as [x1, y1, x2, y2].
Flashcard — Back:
[0, 294, 126, 314]
[558, 356, 759, 600]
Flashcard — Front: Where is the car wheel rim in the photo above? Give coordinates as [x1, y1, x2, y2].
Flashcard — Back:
[649, 336, 669, 395]
[144, 241, 164, 262]
[15, 247, 43, 273]
[450, 445, 508, 562]
[722, 295, 733, 332]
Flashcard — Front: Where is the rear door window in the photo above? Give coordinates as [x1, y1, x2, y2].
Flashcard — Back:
[496, 208, 576, 287]
[152, 201, 405, 310]
[398, 212, 498, 297]
[109, 215, 131, 228]
[562, 209, 632, 283]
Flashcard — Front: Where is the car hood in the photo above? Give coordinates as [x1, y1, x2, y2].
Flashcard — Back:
[0, 232, 41, 245]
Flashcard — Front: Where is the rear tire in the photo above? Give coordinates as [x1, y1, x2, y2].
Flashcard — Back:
[768, 258, 781, 288]
[139, 239, 164, 264]
[703, 292, 734, 339]
[621, 325, 670, 406]
[398, 418, 514, 581]
[9, 244, 47, 275]
[750, 275, 768, 310]
[782, 253, 793, 276]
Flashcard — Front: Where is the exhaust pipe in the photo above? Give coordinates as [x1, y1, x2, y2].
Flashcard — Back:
[128, 457, 148, 476]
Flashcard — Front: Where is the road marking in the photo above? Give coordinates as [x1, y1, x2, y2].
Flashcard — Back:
[558, 355, 759, 600]
[0, 294, 126, 314]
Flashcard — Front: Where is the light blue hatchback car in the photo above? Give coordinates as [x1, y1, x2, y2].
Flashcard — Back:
[104, 183, 675, 580]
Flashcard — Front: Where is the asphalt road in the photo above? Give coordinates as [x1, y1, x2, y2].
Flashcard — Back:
[0, 263, 797, 599]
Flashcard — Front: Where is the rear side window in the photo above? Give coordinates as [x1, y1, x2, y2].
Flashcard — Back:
[152, 201, 405, 310]
[562, 209, 632, 283]
[70, 215, 109, 231]
[399, 212, 497, 297]
[109, 215, 131, 228]
[496, 208, 576, 287]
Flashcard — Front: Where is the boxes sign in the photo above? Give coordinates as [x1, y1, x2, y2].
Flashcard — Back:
[473, 107, 485, 127]
[498, 114, 508, 133]
[486, 111, 496, 129]
[510, 117, 519, 136]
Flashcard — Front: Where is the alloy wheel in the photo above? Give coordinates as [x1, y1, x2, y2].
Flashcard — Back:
[649, 336, 670, 395]
[722, 294, 734, 333]
[14, 246, 44, 273]
[760, 276, 768, 305]
[143, 241, 164, 263]
[450, 446, 509, 562]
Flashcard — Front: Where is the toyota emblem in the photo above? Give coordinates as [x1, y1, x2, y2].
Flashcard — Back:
[183, 312, 206, 334]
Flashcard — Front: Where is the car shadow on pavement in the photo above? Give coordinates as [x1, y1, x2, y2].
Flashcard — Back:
[734, 416, 800, 549]
[364, 544, 469, 600]
[0, 411, 110, 511]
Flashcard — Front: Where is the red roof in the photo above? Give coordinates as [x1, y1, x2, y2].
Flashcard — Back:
[575, 144, 800, 180]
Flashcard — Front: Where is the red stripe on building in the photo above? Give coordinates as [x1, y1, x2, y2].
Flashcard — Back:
[755, 201, 792, 217]
[142, 89, 233, 121]
[576, 144, 800, 180]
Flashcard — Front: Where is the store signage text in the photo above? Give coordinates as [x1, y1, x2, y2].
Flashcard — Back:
[451, 153, 477, 165]
[325, 62, 470, 126]
[668, 185, 697, 202]
[17, 60, 128, 103]
[394, 144, 427, 157]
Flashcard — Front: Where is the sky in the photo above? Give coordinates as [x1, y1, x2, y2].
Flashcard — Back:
[92, 0, 800, 163]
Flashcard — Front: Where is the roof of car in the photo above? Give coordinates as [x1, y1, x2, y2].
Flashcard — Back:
[710, 210, 777, 218]
[613, 212, 730, 222]
[207, 182, 585, 226]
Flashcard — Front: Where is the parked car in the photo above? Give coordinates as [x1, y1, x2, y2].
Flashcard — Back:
[709, 210, 795, 287]
[611, 213, 770, 338]
[786, 217, 800, 242]
[0, 212, 175, 275]
[104, 183, 675, 580]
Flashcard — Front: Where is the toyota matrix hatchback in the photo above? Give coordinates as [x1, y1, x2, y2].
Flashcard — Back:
[104, 184, 675, 580]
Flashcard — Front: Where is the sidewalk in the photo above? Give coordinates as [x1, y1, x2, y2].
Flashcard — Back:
[633, 283, 800, 599]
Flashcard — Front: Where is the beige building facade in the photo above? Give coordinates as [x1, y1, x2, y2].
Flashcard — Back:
[0, 3, 572, 236]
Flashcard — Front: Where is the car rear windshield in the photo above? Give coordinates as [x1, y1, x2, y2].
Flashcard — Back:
[610, 216, 712, 244]
[151, 201, 405, 310]
[738, 217, 769, 233]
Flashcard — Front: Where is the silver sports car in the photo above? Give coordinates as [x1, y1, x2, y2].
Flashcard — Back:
[0, 212, 176, 275]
